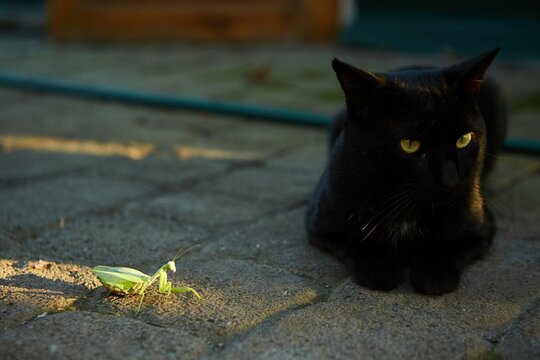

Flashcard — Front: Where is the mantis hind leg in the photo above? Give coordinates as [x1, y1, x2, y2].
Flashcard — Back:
[157, 267, 202, 300]
[170, 286, 202, 300]
[136, 287, 147, 314]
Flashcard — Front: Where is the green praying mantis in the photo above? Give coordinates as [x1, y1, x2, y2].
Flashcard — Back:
[91, 248, 202, 313]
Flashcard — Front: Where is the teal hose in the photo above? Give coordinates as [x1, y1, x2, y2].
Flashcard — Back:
[0, 71, 538, 155]
[503, 138, 540, 155]
[0, 72, 330, 127]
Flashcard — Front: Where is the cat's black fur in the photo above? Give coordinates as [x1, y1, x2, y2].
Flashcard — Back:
[305, 49, 507, 295]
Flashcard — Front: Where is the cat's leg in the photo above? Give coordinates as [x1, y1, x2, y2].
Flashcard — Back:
[410, 250, 460, 295]
[306, 232, 342, 253]
[344, 242, 404, 291]
[309, 232, 404, 291]
[454, 207, 496, 266]
[410, 210, 495, 295]
[348, 255, 404, 291]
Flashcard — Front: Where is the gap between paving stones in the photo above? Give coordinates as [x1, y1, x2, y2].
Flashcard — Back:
[0, 160, 101, 190]
[486, 296, 540, 345]
[494, 297, 540, 358]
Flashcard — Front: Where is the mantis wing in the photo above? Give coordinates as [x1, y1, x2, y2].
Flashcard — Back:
[92, 265, 151, 283]
[92, 265, 152, 294]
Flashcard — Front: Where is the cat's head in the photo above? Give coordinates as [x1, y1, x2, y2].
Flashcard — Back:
[332, 48, 500, 203]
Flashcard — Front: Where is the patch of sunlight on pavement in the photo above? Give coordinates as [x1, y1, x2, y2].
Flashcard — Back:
[175, 145, 262, 161]
[0, 135, 265, 161]
[0, 135, 155, 160]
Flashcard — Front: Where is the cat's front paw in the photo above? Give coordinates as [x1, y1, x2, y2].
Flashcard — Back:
[350, 259, 404, 291]
[410, 258, 459, 295]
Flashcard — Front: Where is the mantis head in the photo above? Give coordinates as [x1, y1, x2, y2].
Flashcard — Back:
[167, 261, 176, 273]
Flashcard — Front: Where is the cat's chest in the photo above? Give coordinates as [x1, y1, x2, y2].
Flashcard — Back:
[355, 207, 466, 244]
[386, 219, 433, 242]
[390, 220, 421, 236]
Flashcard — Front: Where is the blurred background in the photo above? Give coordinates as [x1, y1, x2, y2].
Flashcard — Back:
[1, 0, 538, 54]
[0, 0, 539, 156]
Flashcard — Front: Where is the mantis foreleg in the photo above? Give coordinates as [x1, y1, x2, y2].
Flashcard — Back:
[158, 268, 173, 297]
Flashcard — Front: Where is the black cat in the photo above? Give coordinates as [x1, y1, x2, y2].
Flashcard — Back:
[305, 48, 507, 295]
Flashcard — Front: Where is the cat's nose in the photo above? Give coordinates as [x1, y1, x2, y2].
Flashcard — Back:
[439, 161, 460, 188]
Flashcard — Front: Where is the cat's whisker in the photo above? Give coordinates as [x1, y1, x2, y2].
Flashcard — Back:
[417, 223, 430, 239]
[360, 191, 418, 243]
[401, 194, 421, 221]
[341, 192, 414, 250]
[483, 189, 513, 218]
[373, 193, 419, 250]
[360, 187, 414, 213]
[359, 189, 416, 231]
[354, 190, 410, 225]
[485, 152, 502, 159]
[447, 199, 458, 211]
[363, 187, 417, 211]
[362, 183, 420, 205]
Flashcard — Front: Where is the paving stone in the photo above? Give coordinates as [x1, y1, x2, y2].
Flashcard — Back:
[204, 166, 318, 210]
[199, 208, 347, 285]
[269, 140, 327, 173]
[0, 311, 207, 360]
[131, 190, 273, 227]
[0, 151, 102, 182]
[489, 232, 540, 270]
[87, 156, 228, 187]
[0, 232, 17, 252]
[0, 174, 155, 231]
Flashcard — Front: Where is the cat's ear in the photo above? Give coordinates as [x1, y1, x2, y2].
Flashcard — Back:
[444, 48, 500, 97]
[332, 58, 385, 112]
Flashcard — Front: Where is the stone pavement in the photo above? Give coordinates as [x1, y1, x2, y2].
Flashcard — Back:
[0, 36, 539, 359]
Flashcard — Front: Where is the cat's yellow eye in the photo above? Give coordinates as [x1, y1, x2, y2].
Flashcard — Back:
[400, 139, 421, 154]
[456, 132, 473, 149]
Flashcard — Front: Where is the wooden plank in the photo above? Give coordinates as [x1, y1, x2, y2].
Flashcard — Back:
[48, 0, 338, 41]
